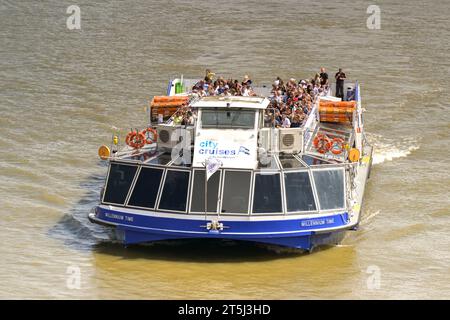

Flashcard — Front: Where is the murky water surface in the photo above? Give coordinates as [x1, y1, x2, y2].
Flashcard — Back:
[0, 0, 449, 299]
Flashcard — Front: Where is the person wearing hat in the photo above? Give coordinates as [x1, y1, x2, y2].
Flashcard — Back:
[205, 69, 215, 82]
[242, 74, 252, 86]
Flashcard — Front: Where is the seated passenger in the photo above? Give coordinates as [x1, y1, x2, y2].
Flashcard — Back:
[281, 114, 291, 128]
[222, 85, 231, 96]
[290, 114, 302, 128]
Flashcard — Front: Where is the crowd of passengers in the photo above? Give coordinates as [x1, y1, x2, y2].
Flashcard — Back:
[168, 68, 339, 128]
[264, 69, 332, 128]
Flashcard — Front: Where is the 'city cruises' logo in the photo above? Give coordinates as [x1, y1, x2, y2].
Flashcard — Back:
[198, 140, 250, 157]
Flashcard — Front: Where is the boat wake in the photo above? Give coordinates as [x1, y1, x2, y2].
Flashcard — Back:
[367, 133, 419, 165]
[48, 173, 114, 250]
[360, 210, 381, 224]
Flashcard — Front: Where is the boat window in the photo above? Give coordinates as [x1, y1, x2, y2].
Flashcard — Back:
[127, 167, 164, 209]
[252, 173, 282, 214]
[284, 172, 316, 212]
[221, 171, 252, 214]
[103, 163, 137, 205]
[301, 154, 335, 166]
[279, 154, 305, 169]
[190, 170, 221, 213]
[158, 170, 190, 212]
[312, 169, 345, 210]
[201, 109, 255, 129]
[148, 153, 172, 165]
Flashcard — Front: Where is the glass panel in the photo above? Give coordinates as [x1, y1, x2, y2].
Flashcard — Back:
[284, 172, 316, 212]
[201, 109, 255, 129]
[128, 167, 164, 208]
[252, 173, 282, 213]
[158, 170, 190, 212]
[190, 170, 221, 213]
[170, 153, 193, 167]
[313, 169, 345, 210]
[103, 163, 137, 204]
[301, 155, 334, 166]
[221, 171, 252, 214]
[148, 153, 172, 165]
[279, 154, 305, 169]
[257, 153, 279, 169]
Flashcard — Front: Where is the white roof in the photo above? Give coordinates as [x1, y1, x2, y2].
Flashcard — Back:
[191, 96, 270, 109]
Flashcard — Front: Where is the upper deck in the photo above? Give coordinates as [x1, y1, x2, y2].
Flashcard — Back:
[110, 74, 365, 170]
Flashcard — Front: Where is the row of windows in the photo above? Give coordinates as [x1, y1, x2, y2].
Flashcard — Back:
[102, 162, 346, 214]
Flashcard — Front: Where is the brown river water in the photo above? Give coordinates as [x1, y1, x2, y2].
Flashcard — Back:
[0, 0, 449, 299]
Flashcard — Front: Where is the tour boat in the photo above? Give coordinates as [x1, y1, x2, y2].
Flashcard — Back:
[89, 77, 373, 251]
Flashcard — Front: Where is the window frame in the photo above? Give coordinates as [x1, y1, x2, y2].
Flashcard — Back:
[310, 166, 347, 212]
[283, 169, 319, 214]
[102, 161, 139, 206]
[250, 170, 285, 215]
[188, 168, 223, 215]
[156, 167, 192, 214]
[125, 165, 165, 210]
[219, 169, 254, 216]
[199, 108, 257, 130]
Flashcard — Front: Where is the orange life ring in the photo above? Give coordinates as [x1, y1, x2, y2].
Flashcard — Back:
[125, 131, 146, 149]
[313, 133, 331, 154]
[125, 131, 135, 146]
[330, 138, 345, 155]
[140, 127, 158, 145]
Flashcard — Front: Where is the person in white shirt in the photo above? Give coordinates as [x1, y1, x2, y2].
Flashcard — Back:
[241, 84, 250, 96]
[281, 114, 291, 128]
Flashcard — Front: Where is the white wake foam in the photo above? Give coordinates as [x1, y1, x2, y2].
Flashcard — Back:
[367, 133, 420, 165]
[372, 145, 419, 165]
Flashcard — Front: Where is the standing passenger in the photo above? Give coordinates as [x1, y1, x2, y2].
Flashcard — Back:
[319, 67, 329, 86]
[335, 68, 346, 99]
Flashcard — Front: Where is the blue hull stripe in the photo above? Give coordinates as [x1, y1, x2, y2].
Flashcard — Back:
[95, 207, 349, 238]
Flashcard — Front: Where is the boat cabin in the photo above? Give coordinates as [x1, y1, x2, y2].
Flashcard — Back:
[100, 95, 353, 218]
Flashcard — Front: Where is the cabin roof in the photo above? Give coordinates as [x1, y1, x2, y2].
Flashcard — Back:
[191, 96, 270, 109]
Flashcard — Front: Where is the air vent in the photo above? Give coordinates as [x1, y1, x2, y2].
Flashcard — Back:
[156, 125, 193, 150]
[279, 128, 303, 154]
[159, 130, 170, 143]
[282, 134, 295, 147]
